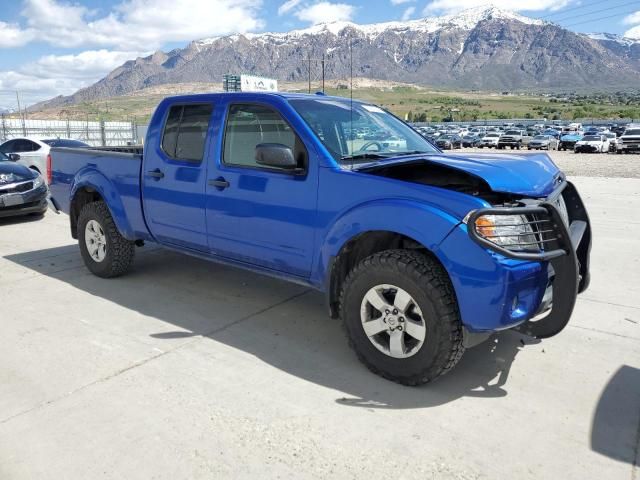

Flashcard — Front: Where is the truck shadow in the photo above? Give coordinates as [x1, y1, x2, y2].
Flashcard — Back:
[590, 365, 640, 465]
[4, 244, 540, 409]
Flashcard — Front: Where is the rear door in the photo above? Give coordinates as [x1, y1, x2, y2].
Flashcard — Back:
[142, 102, 213, 251]
[205, 100, 318, 277]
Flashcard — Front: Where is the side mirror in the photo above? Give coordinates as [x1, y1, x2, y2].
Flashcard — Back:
[8, 153, 20, 161]
[255, 143, 298, 170]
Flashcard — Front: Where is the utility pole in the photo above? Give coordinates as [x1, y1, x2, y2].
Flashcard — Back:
[307, 52, 311, 94]
[321, 53, 325, 93]
[15, 91, 26, 136]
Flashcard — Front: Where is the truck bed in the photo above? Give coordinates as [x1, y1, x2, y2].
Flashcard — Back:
[49, 146, 149, 240]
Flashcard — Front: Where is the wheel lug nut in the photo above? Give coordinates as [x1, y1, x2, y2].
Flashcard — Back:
[393, 309, 398, 314]
[399, 317, 404, 322]
[398, 326, 403, 331]
[385, 310, 390, 314]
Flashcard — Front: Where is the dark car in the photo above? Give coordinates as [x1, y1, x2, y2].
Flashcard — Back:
[435, 134, 462, 150]
[0, 152, 48, 218]
[462, 135, 482, 147]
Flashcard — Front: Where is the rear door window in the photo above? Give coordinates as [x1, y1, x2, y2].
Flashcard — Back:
[12, 139, 41, 152]
[161, 103, 213, 163]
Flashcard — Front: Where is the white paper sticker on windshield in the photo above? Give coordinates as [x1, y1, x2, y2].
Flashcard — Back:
[362, 105, 385, 114]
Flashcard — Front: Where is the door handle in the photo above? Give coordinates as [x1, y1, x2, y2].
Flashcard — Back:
[147, 169, 164, 179]
[208, 177, 230, 190]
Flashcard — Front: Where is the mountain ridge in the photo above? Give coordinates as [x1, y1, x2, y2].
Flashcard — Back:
[30, 6, 640, 110]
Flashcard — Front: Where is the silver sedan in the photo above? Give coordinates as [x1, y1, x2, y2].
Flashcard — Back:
[0, 137, 89, 182]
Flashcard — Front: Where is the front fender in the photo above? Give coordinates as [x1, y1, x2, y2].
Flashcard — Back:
[311, 198, 461, 287]
[70, 166, 135, 240]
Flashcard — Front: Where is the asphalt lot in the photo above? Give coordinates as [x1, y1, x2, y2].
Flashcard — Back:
[1, 160, 639, 479]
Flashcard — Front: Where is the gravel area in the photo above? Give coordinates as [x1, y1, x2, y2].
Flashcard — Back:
[460, 147, 640, 178]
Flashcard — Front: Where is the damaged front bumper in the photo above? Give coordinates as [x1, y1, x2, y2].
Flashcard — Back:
[465, 179, 591, 338]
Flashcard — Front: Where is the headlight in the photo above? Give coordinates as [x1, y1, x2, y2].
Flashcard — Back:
[32, 174, 45, 189]
[471, 214, 539, 251]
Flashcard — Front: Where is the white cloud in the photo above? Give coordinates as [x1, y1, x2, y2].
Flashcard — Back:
[294, 2, 356, 24]
[0, 50, 145, 107]
[625, 26, 640, 39]
[0, 0, 265, 50]
[423, 0, 573, 15]
[623, 10, 640, 25]
[0, 21, 36, 47]
[401, 6, 416, 21]
[278, 0, 304, 15]
[391, 0, 414, 4]
[624, 10, 640, 39]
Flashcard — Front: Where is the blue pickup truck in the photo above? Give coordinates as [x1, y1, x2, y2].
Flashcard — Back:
[49, 92, 591, 385]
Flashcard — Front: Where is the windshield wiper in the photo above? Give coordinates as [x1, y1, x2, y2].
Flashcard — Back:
[340, 152, 390, 162]
[390, 150, 432, 156]
[340, 151, 433, 162]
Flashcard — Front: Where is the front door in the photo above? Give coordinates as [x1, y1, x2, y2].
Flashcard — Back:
[205, 102, 318, 278]
[142, 102, 213, 251]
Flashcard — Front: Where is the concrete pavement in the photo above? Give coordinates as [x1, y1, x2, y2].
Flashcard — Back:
[0, 176, 638, 479]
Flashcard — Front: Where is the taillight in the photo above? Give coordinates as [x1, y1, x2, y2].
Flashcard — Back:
[46, 154, 52, 184]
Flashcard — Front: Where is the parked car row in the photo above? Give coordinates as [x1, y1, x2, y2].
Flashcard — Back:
[412, 122, 640, 154]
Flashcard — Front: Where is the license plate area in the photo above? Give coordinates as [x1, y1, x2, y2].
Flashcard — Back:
[1, 194, 25, 207]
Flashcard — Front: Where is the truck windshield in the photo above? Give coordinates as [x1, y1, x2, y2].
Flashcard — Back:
[288, 98, 437, 163]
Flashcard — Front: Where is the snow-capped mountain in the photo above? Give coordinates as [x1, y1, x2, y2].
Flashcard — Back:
[32, 7, 640, 109]
[198, 5, 546, 45]
[586, 32, 640, 47]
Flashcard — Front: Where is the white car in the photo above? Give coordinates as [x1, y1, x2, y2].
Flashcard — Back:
[478, 133, 501, 148]
[617, 127, 640, 154]
[0, 137, 89, 182]
[604, 132, 618, 152]
[574, 134, 608, 153]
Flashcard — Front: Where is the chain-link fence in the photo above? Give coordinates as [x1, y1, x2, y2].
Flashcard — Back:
[0, 116, 139, 146]
[411, 118, 639, 127]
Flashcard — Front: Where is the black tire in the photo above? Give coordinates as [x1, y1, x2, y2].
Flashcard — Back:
[77, 201, 135, 278]
[340, 250, 464, 386]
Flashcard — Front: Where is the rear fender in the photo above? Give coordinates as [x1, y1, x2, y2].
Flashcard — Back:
[70, 166, 135, 240]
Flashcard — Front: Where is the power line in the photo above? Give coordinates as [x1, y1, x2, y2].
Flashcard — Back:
[535, 0, 605, 20]
[564, 7, 640, 28]
[542, 0, 640, 25]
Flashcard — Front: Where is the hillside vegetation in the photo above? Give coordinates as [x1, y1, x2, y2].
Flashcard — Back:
[19, 80, 640, 124]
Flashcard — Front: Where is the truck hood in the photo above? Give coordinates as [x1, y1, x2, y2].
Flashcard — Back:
[354, 152, 561, 198]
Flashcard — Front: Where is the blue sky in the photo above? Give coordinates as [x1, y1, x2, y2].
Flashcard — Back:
[1, 0, 639, 106]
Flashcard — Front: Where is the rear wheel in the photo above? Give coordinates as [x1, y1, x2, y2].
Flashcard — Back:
[77, 201, 136, 278]
[340, 250, 464, 385]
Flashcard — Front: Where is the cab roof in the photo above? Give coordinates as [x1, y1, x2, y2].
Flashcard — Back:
[162, 91, 359, 103]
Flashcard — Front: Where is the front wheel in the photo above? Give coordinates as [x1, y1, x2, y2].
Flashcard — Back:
[340, 250, 464, 385]
[78, 201, 136, 278]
